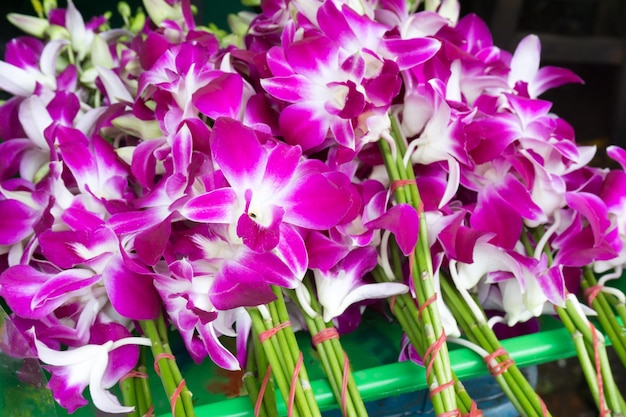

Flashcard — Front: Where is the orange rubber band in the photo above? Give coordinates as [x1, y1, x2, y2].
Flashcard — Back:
[119, 370, 149, 384]
[287, 353, 304, 417]
[254, 364, 272, 417]
[142, 405, 154, 417]
[312, 327, 340, 346]
[584, 285, 603, 306]
[462, 400, 482, 417]
[418, 294, 438, 322]
[153, 353, 175, 376]
[170, 379, 186, 417]
[484, 348, 514, 377]
[259, 321, 291, 344]
[591, 321, 609, 417]
[423, 332, 447, 382]
[390, 179, 417, 194]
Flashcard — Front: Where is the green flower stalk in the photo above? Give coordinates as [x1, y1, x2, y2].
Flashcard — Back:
[377, 116, 458, 414]
[247, 288, 322, 417]
[287, 279, 369, 417]
[139, 315, 195, 417]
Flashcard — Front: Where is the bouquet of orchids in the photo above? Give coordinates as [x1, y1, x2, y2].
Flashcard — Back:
[2, 0, 626, 416]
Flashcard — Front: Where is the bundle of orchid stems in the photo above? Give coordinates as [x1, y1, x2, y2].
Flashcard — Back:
[1, 0, 626, 416]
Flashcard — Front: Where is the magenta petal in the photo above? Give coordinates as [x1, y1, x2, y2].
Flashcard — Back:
[236, 205, 284, 252]
[471, 189, 522, 250]
[261, 74, 312, 102]
[306, 231, 350, 270]
[211, 118, 266, 189]
[134, 216, 172, 266]
[102, 256, 160, 320]
[0, 199, 39, 245]
[536, 265, 565, 306]
[365, 204, 418, 256]
[382, 37, 441, 70]
[284, 173, 352, 229]
[275, 224, 308, 278]
[197, 324, 240, 370]
[279, 103, 327, 150]
[182, 188, 238, 223]
[211, 263, 277, 310]
[565, 192, 611, 245]
[531, 66, 583, 97]
[89, 323, 139, 386]
[194, 73, 244, 119]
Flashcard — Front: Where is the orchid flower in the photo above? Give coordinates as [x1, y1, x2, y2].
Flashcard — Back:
[182, 117, 353, 277]
[32, 324, 151, 414]
[313, 246, 408, 322]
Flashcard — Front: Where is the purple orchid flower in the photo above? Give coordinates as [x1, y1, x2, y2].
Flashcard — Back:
[32, 323, 150, 414]
[182, 117, 354, 276]
[313, 246, 408, 322]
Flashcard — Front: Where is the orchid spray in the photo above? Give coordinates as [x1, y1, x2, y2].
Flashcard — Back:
[2, 1, 626, 417]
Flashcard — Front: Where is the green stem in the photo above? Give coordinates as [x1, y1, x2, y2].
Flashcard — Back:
[581, 268, 626, 368]
[440, 276, 549, 417]
[248, 307, 300, 417]
[377, 119, 457, 414]
[120, 375, 139, 417]
[270, 287, 321, 417]
[139, 319, 192, 417]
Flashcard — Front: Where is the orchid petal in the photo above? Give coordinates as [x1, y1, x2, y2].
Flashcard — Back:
[182, 188, 238, 224]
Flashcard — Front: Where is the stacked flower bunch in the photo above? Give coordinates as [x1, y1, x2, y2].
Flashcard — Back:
[2, 0, 626, 416]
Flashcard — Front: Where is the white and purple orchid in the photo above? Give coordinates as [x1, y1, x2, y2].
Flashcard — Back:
[1, 0, 626, 414]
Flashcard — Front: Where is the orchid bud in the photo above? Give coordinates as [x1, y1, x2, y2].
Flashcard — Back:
[90, 34, 114, 69]
[129, 8, 146, 34]
[6, 13, 50, 38]
[142, 0, 182, 26]
[118, 2, 132, 21]
[112, 114, 164, 140]
[42, 0, 58, 15]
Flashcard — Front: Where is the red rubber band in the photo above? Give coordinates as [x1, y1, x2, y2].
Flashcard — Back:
[341, 352, 350, 417]
[418, 294, 438, 322]
[119, 370, 149, 384]
[254, 364, 272, 417]
[591, 321, 609, 417]
[429, 378, 455, 397]
[153, 353, 175, 376]
[540, 398, 549, 417]
[462, 400, 482, 417]
[312, 327, 340, 346]
[258, 321, 291, 344]
[170, 379, 186, 417]
[142, 405, 154, 417]
[288, 353, 304, 417]
[389, 295, 397, 314]
[390, 179, 417, 194]
[423, 332, 447, 382]
[484, 348, 514, 377]
[584, 285, 603, 306]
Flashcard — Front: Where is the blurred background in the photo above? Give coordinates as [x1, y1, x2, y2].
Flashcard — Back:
[1, 1, 626, 416]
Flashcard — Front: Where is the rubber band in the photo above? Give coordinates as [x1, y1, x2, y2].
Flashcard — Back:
[462, 400, 482, 417]
[540, 398, 549, 417]
[591, 321, 609, 417]
[153, 353, 175, 376]
[341, 352, 350, 417]
[311, 327, 339, 346]
[429, 379, 455, 397]
[170, 379, 186, 417]
[288, 353, 304, 417]
[142, 405, 154, 417]
[119, 370, 149, 384]
[258, 321, 291, 344]
[254, 364, 272, 417]
[423, 332, 447, 382]
[390, 179, 416, 194]
[584, 285, 603, 306]
[483, 348, 514, 377]
[389, 295, 397, 314]
[418, 293, 438, 322]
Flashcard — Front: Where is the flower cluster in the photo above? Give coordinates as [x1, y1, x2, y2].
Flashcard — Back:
[1, 0, 625, 415]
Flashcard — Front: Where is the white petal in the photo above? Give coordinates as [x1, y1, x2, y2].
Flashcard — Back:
[0, 61, 36, 96]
